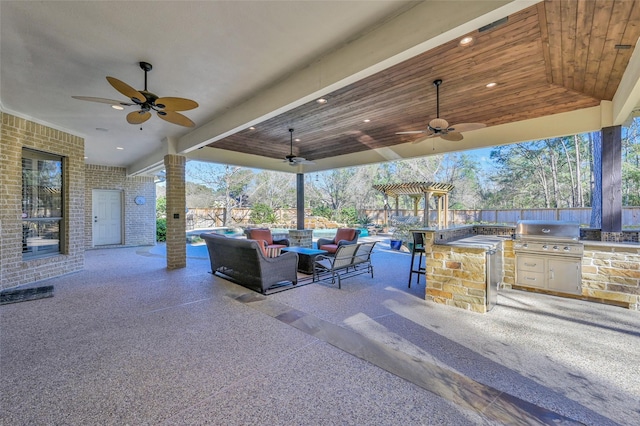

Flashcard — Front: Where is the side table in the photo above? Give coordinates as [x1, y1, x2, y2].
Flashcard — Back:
[281, 246, 328, 274]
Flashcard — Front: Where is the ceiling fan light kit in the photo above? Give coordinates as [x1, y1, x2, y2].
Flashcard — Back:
[396, 78, 485, 142]
[73, 61, 198, 127]
[428, 117, 449, 131]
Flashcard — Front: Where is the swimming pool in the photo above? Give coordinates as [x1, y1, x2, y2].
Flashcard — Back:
[191, 227, 368, 238]
[270, 228, 369, 238]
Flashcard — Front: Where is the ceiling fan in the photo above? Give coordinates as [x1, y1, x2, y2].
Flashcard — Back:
[72, 62, 198, 127]
[396, 79, 485, 142]
[283, 128, 314, 166]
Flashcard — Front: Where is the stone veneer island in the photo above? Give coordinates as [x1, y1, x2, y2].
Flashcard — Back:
[415, 226, 640, 313]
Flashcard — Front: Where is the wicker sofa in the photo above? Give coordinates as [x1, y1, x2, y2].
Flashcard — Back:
[200, 233, 299, 294]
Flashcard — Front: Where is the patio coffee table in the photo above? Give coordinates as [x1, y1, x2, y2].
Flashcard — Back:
[281, 247, 328, 274]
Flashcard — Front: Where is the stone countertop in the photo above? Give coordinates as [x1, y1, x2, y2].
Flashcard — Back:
[437, 235, 508, 250]
[581, 240, 640, 252]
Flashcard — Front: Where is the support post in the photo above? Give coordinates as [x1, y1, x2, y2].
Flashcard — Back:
[164, 154, 186, 269]
[296, 173, 305, 230]
[601, 126, 622, 233]
[444, 193, 449, 228]
[423, 192, 429, 227]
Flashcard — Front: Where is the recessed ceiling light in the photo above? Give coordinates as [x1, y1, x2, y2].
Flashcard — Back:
[295, 138, 301, 142]
[111, 105, 124, 110]
[363, 119, 371, 123]
[116, 147, 124, 150]
[459, 36, 474, 46]
[249, 126, 255, 130]
[84, 156, 88, 159]
[316, 98, 328, 104]
[486, 82, 497, 88]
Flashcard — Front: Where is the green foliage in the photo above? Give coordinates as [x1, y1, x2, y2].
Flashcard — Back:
[340, 206, 359, 225]
[311, 205, 333, 220]
[156, 218, 166, 242]
[156, 196, 166, 219]
[391, 221, 414, 243]
[356, 212, 373, 226]
[250, 202, 276, 224]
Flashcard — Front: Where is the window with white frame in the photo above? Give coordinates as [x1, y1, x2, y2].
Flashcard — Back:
[21, 148, 64, 258]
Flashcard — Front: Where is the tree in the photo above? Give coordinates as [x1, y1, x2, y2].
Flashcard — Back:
[312, 168, 356, 220]
[622, 117, 640, 206]
[187, 163, 254, 225]
[248, 170, 296, 209]
[156, 195, 166, 219]
[589, 131, 602, 228]
[185, 182, 216, 208]
[250, 203, 276, 224]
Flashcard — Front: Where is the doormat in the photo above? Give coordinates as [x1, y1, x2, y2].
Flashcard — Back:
[0, 285, 54, 305]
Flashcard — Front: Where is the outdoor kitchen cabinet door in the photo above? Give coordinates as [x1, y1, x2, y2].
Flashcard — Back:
[547, 258, 582, 295]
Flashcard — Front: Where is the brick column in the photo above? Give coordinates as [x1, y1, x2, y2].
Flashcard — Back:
[164, 154, 186, 269]
[288, 229, 313, 248]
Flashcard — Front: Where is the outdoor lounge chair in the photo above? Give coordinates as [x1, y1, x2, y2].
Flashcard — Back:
[244, 228, 290, 255]
[316, 228, 360, 254]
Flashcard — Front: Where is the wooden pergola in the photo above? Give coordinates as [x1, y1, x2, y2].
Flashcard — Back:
[373, 182, 455, 228]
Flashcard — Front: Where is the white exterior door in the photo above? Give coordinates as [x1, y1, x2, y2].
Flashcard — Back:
[92, 190, 122, 246]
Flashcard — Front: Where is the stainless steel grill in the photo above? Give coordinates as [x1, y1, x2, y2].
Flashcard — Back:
[514, 220, 583, 258]
[514, 220, 583, 295]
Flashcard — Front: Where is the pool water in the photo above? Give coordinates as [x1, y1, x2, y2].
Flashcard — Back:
[192, 227, 369, 238]
[271, 228, 369, 238]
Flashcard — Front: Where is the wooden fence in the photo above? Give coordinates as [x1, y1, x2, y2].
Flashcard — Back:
[185, 207, 640, 229]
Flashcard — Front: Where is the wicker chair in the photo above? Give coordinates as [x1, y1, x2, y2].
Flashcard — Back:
[316, 228, 360, 254]
[244, 228, 290, 254]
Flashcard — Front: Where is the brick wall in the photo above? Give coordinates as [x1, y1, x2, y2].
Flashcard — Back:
[84, 165, 156, 248]
[0, 112, 84, 290]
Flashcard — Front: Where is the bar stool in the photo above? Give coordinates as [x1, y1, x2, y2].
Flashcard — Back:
[408, 231, 426, 287]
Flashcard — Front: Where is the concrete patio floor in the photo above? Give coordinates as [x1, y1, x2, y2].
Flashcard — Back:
[1, 242, 639, 425]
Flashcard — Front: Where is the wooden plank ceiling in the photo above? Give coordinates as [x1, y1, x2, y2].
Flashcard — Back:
[208, 0, 640, 162]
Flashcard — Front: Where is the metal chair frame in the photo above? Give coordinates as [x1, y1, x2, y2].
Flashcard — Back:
[408, 231, 426, 287]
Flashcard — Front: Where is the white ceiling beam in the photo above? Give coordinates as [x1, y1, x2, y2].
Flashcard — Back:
[612, 40, 640, 125]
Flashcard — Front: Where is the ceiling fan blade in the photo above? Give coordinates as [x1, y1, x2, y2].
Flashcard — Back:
[441, 131, 463, 142]
[106, 76, 146, 103]
[410, 132, 438, 144]
[449, 123, 486, 133]
[71, 96, 135, 106]
[157, 111, 195, 127]
[396, 130, 427, 135]
[155, 97, 198, 111]
[293, 157, 315, 164]
[127, 110, 151, 125]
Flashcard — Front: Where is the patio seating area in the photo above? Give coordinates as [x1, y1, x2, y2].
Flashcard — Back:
[1, 243, 639, 425]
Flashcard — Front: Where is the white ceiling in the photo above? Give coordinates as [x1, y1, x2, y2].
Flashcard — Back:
[1, 0, 422, 169]
[2, 1, 639, 176]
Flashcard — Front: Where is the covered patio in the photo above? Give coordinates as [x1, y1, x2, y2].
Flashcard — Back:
[2, 245, 638, 425]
